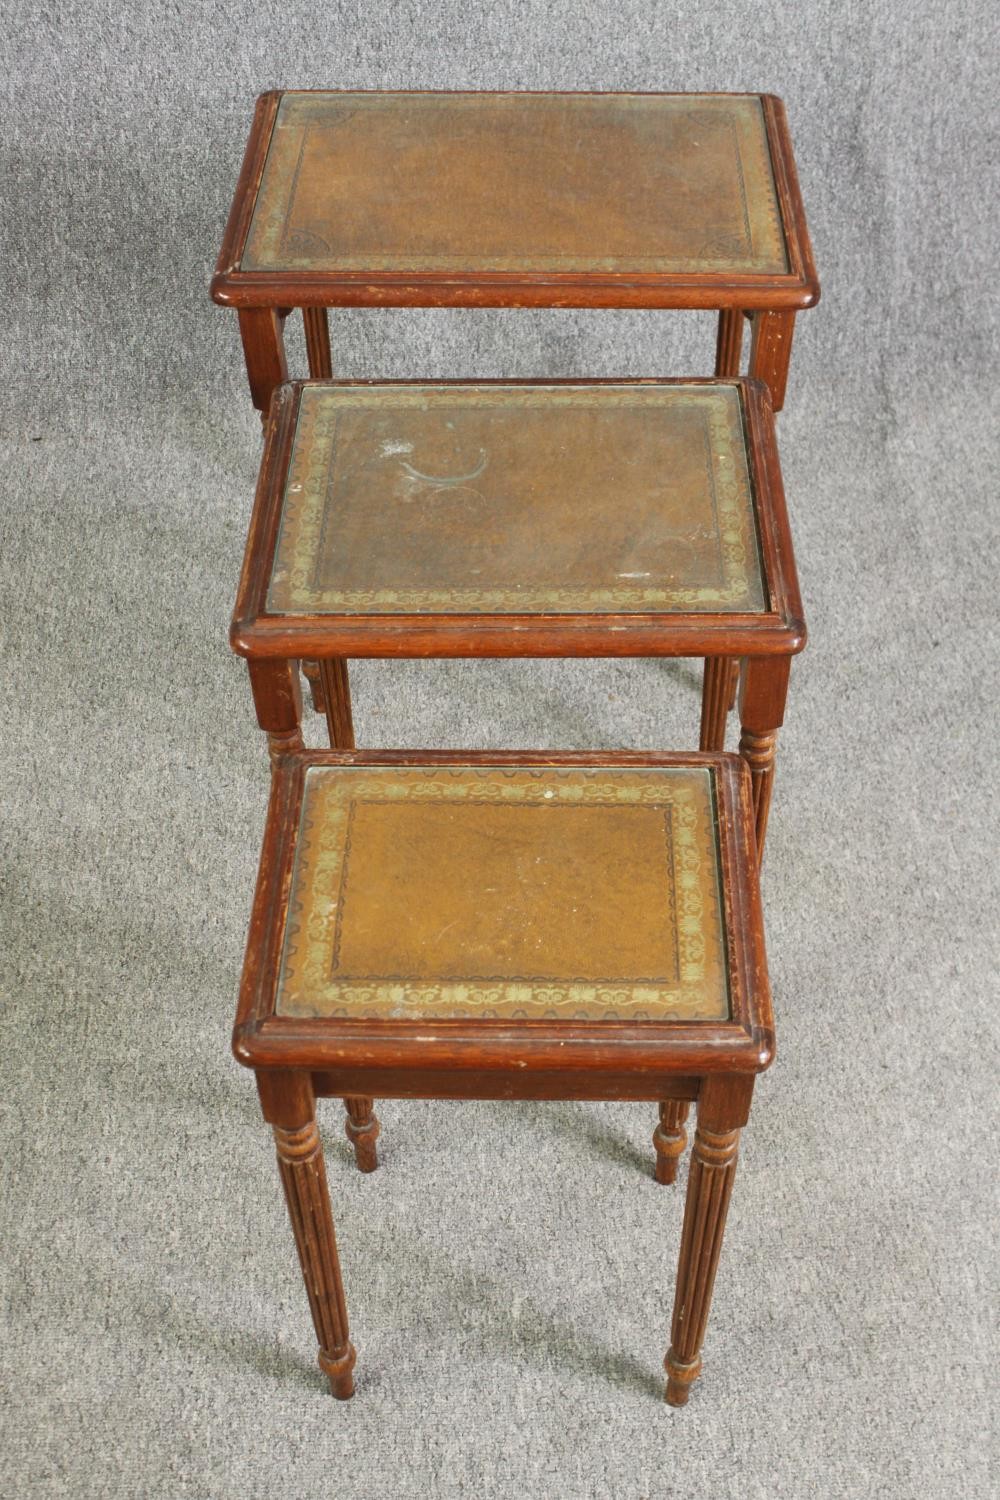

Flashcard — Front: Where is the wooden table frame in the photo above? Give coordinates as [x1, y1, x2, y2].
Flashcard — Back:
[237, 747, 774, 1406]
[211, 91, 819, 418]
[232, 376, 806, 858]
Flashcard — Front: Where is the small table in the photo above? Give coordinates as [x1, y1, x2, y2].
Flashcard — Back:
[236, 748, 774, 1406]
[212, 91, 818, 416]
[232, 377, 805, 855]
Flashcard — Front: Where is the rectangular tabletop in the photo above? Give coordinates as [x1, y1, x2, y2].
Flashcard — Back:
[232, 378, 805, 658]
[213, 91, 818, 309]
[233, 750, 774, 1082]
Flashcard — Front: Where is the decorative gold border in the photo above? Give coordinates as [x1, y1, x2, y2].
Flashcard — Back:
[243, 93, 787, 275]
[266, 384, 766, 616]
[275, 765, 730, 1021]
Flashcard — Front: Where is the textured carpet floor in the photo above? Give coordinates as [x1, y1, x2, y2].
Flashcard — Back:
[1, 4, 997, 1498]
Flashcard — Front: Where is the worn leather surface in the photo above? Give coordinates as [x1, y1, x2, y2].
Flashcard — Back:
[267, 383, 766, 616]
[276, 764, 730, 1020]
[243, 92, 788, 275]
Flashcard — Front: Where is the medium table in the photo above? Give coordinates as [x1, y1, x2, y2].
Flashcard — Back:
[232, 376, 805, 856]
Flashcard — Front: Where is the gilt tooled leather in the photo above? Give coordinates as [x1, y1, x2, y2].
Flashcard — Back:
[243, 93, 787, 276]
[266, 384, 766, 616]
[275, 765, 731, 1021]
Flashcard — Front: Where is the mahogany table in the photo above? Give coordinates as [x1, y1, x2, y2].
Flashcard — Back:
[235, 747, 774, 1406]
[232, 376, 805, 856]
[212, 91, 818, 416]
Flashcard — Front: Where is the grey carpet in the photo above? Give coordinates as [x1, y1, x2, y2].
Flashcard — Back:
[2, 4, 998, 1497]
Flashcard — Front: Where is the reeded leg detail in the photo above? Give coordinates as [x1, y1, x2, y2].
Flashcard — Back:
[737, 727, 778, 861]
[700, 659, 731, 751]
[665, 1123, 740, 1406]
[273, 1119, 356, 1398]
[320, 658, 355, 749]
[303, 307, 333, 378]
[715, 309, 745, 377]
[343, 1098, 380, 1174]
[653, 1101, 690, 1185]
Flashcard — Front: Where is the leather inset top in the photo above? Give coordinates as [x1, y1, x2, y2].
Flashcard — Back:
[243, 92, 788, 276]
[267, 383, 767, 617]
[276, 764, 731, 1021]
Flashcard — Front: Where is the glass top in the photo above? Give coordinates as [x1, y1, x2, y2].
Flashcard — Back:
[243, 92, 788, 276]
[276, 764, 730, 1022]
[267, 383, 767, 618]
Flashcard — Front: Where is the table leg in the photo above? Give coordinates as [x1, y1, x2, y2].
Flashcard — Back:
[247, 658, 304, 761]
[699, 659, 731, 751]
[238, 308, 289, 418]
[258, 1071, 356, 1399]
[303, 308, 333, 378]
[343, 1098, 380, 1173]
[715, 310, 744, 377]
[653, 1101, 690, 1185]
[749, 310, 796, 412]
[664, 1075, 753, 1407]
[707, 313, 747, 722]
[319, 658, 356, 750]
[738, 657, 791, 861]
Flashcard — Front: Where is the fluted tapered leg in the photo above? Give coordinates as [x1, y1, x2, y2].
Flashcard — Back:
[303, 307, 333, 378]
[653, 1101, 690, 1185]
[664, 1121, 741, 1406]
[319, 658, 355, 749]
[273, 1117, 356, 1398]
[343, 1097, 380, 1173]
[700, 659, 731, 751]
[738, 728, 778, 859]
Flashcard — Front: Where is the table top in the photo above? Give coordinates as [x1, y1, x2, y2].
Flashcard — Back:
[212, 91, 818, 309]
[233, 751, 773, 1080]
[232, 379, 804, 659]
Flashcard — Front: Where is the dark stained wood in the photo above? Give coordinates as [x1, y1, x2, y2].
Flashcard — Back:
[342, 1097, 380, 1173]
[653, 1100, 690, 1185]
[257, 1069, 356, 1397]
[749, 309, 796, 413]
[664, 1073, 754, 1405]
[238, 308, 289, 416]
[738, 654, 791, 858]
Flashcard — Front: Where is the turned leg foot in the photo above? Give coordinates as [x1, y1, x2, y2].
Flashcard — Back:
[343, 1098, 380, 1173]
[273, 1117, 357, 1397]
[653, 1101, 690, 1185]
[664, 1118, 741, 1407]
